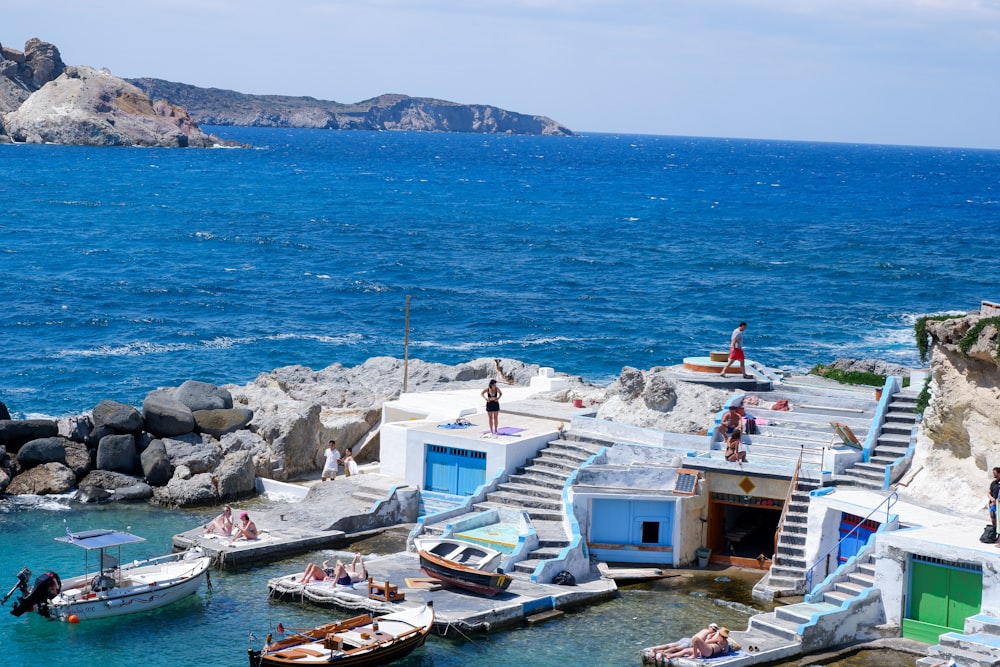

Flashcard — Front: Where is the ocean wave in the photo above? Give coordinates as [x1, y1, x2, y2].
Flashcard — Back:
[56, 332, 366, 359]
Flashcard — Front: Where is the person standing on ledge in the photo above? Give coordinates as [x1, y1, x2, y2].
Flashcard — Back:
[482, 379, 502, 435]
[989, 467, 1000, 530]
[720, 321, 752, 379]
[321, 440, 341, 482]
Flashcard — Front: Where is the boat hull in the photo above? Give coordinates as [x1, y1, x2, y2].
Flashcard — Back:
[418, 550, 511, 597]
[49, 552, 210, 622]
[249, 603, 433, 667]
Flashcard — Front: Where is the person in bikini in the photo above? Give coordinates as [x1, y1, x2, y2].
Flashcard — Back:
[205, 504, 233, 536]
[658, 626, 731, 659]
[332, 552, 367, 586]
[482, 379, 502, 435]
[649, 623, 720, 659]
[302, 559, 337, 583]
[229, 511, 259, 542]
[726, 429, 747, 463]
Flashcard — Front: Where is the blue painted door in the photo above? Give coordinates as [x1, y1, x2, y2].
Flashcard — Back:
[424, 445, 486, 495]
[838, 513, 879, 563]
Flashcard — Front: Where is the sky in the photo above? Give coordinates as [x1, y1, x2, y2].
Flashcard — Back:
[5, 0, 1000, 149]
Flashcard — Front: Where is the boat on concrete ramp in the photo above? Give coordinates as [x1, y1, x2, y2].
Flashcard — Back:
[248, 601, 434, 667]
[3, 528, 211, 623]
[414, 537, 512, 597]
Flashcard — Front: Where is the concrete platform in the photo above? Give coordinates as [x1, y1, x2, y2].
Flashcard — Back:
[172, 474, 410, 567]
[267, 550, 618, 635]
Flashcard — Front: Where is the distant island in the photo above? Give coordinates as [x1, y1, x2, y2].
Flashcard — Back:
[128, 78, 574, 136]
[0, 37, 573, 148]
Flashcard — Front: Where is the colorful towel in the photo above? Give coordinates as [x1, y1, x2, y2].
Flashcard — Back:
[438, 423, 471, 429]
[496, 426, 526, 435]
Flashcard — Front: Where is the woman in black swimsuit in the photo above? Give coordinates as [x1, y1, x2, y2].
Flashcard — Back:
[482, 379, 502, 434]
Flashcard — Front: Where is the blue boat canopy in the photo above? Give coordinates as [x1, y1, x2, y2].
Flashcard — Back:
[55, 529, 146, 550]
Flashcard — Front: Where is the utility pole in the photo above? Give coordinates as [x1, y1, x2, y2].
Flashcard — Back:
[403, 294, 411, 393]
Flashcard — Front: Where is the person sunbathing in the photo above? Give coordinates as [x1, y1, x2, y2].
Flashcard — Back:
[229, 511, 259, 542]
[205, 504, 234, 536]
[725, 429, 748, 463]
[302, 560, 337, 583]
[332, 553, 367, 586]
[657, 627, 731, 660]
[649, 623, 719, 658]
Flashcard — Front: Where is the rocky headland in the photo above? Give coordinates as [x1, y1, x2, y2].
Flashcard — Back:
[127, 78, 575, 136]
[0, 39, 231, 147]
[0, 37, 572, 147]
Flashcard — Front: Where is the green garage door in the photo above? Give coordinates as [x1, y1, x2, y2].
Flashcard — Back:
[903, 555, 982, 644]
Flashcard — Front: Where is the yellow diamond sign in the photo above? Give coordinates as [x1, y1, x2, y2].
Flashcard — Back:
[738, 477, 756, 495]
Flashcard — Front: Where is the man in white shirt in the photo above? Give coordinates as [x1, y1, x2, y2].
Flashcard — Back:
[321, 440, 342, 481]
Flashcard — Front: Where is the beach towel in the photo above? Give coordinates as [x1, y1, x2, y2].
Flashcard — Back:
[437, 422, 471, 429]
[496, 426, 526, 436]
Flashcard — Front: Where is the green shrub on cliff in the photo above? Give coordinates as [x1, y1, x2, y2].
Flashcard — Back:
[914, 314, 965, 363]
[809, 365, 887, 387]
[957, 316, 1000, 360]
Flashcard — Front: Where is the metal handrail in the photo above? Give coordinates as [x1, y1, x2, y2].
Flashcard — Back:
[772, 445, 805, 566]
[804, 490, 898, 591]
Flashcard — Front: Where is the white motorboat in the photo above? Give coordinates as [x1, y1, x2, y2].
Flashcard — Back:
[3, 528, 211, 622]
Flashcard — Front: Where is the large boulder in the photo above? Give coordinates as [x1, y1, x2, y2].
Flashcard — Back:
[6, 462, 75, 495]
[0, 400, 10, 420]
[64, 440, 92, 479]
[193, 408, 253, 438]
[140, 439, 173, 486]
[176, 380, 233, 411]
[0, 419, 59, 450]
[153, 471, 217, 507]
[57, 414, 92, 443]
[143, 389, 195, 437]
[215, 450, 256, 500]
[0, 38, 66, 115]
[76, 470, 154, 502]
[16, 436, 68, 468]
[92, 399, 144, 433]
[596, 366, 726, 434]
[160, 433, 220, 474]
[96, 434, 140, 474]
[3, 65, 220, 147]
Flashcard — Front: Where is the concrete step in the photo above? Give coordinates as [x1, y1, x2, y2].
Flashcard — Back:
[834, 580, 867, 597]
[485, 490, 563, 512]
[784, 511, 808, 524]
[965, 614, 1000, 636]
[876, 432, 912, 446]
[540, 445, 593, 464]
[765, 574, 804, 592]
[776, 545, 805, 560]
[508, 472, 566, 491]
[749, 612, 801, 641]
[518, 465, 571, 485]
[496, 480, 562, 501]
[775, 600, 840, 624]
[847, 570, 875, 588]
[512, 558, 543, 574]
[525, 458, 577, 476]
[474, 501, 564, 523]
[834, 475, 883, 490]
[844, 467, 884, 481]
[527, 546, 565, 560]
[885, 410, 919, 423]
[822, 589, 853, 606]
[936, 632, 1000, 659]
[925, 639, 1000, 667]
[783, 522, 809, 535]
[856, 562, 876, 578]
[778, 533, 806, 547]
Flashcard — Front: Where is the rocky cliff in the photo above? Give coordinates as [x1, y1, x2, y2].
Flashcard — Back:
[898, 308, 1000, 513]
[127, 79, 575, 136]
[4, 64, 226, 147]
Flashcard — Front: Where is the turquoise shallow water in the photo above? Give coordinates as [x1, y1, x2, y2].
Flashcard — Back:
[0, 499, 759, 667]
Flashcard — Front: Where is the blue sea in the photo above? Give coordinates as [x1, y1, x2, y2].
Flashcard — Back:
[4, 129, 999, 418]
[2, 129, 999, 665]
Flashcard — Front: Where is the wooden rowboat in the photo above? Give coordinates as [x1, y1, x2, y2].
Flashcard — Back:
[248, 602, 433, 667]
[414, 537, 511, 597]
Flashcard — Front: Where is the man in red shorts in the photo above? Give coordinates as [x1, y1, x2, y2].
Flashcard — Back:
[719, 322, 752, 379]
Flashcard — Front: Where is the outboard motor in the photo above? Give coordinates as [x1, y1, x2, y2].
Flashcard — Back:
[1, 568, 32, 608]
[9, 570, 61, 618]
